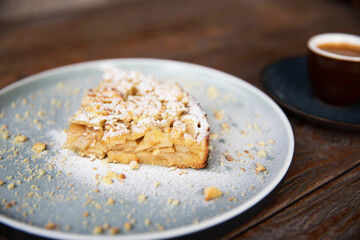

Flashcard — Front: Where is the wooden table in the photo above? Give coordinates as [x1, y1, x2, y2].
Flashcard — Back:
[1, 0, 359, 239]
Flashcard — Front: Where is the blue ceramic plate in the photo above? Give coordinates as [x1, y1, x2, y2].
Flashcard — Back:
[262, 56, 360, 130]
[0, 59, 294, 239]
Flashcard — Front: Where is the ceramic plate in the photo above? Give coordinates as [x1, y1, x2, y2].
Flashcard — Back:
[262, 56, 360, 130]
[0, 59, 294, 239]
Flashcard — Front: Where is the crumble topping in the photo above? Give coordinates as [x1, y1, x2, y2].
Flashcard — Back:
[69, 68, 209, 144]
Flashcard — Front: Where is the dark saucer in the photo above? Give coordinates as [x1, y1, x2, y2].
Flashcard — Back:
[261, 56, 360, 130]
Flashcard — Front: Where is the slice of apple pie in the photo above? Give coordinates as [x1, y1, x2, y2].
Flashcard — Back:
[64, 68, 210, 169]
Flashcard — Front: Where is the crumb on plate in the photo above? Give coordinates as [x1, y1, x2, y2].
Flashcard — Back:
[167, 198, 180, 205]
[255, 163, 266, 172]
[204, 186, 222, 201]
[107, 197, 115, 205]
[109, 227, 120, 235]
[214, 110, 224, 121]
[221, 123, 229, 131]
[129, 161, 139, 170]
[257, 149, 267, 158]
[45, 221, 57, 230]
[124, 222, 132, 231]
[207, 86, 218, 99]
[15, 134, 27, 143]
[138, 194, 147, 203]
[32, 142, 46, 153]
[225, 155, 234, 161]
[145, 218, 151, 226]
[93, 226, 103, 235]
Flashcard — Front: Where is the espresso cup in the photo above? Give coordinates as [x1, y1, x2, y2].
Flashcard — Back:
[307, 33, 360, 106]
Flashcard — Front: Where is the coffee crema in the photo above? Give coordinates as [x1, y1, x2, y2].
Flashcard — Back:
[317, 43, 360, 57]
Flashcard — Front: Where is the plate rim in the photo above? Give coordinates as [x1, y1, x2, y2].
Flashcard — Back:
[261, 56, 360, 130]
[0, 58, 295, 240]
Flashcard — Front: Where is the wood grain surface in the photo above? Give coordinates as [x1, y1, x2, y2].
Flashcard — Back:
[0, 0, 359, 239]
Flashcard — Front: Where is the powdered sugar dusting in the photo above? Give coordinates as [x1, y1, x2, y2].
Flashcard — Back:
[47, 129, 256, 207]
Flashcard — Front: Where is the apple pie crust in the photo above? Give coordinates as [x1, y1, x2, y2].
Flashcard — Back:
[64, 68, 210, 169]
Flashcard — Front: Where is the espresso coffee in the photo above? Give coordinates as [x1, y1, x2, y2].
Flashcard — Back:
[308, 33, 360, 106]
[317, 43, 360, 57]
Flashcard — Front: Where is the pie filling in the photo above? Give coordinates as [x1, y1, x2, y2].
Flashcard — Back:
[65, 68, 209, 169]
